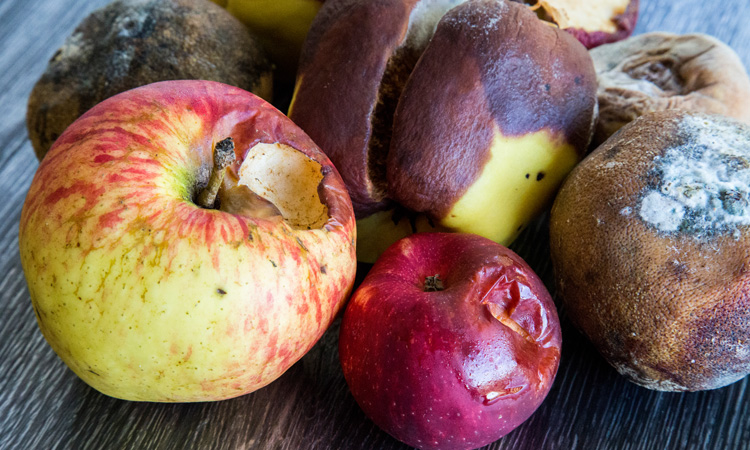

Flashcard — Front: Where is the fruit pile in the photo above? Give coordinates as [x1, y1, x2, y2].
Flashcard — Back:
[18, 0, 750, 449]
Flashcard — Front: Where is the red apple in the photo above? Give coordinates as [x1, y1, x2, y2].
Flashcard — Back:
[339, 233, 561, 450]
[19, 80, 357, 402]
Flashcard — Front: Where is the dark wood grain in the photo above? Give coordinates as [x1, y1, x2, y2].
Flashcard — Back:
[2, 1, 750, 449]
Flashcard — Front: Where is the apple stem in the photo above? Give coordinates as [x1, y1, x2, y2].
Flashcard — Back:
[424, 274, 445, 292]
[197, 137, 236, 209]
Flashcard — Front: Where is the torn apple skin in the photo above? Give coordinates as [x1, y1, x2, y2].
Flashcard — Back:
[339, 232, 561, 450]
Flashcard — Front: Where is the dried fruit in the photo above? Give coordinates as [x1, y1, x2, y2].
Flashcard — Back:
[591, 32, 750, 145]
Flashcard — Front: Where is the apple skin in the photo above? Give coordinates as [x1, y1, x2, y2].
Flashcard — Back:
[291, 0, 596, 262]
[522, 0, 639, 49]
[564, 0, 639, 49]
[19, 80, 356, 402]
[339, 232, 562, 450]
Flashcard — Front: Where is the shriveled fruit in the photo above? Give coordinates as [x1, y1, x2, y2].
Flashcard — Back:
[550, 110, 750, 391]
[27, 0, 272, 160]
[591, 32, 750, 145]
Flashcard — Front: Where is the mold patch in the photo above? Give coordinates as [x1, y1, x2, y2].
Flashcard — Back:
[638, 115, 750, 238]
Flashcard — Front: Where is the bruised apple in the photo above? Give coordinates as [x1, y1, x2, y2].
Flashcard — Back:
[19, 80, 356, 402]
[340, 233, 562, 450]
[290, 0, 597, 262]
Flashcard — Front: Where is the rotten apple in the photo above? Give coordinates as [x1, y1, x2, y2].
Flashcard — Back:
[339, 232, 562, 450]
[290, 0, 597, 262]
[18, 80, 357, 402]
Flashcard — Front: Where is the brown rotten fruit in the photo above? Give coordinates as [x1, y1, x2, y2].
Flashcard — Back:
[550, 110, 750, 391]
[27, 0, 272, 161]
[591, 32, 750, 146]
[290, 0, 597, 262]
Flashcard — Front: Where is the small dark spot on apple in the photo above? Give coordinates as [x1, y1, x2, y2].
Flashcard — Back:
[88, 369, 100, 376]
[536, 172, 545, 181]
[217, 288, 227, 295]
[544, 83, 551, 92]
[575, 76, 583, 85]
[296, 237, 309, 252]
[320, 265, 327, 274]
[270, 260, 277, 268]
[525, 173, 530, 179]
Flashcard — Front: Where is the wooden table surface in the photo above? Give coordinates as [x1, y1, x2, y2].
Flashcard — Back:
[2, 1, 750, 449]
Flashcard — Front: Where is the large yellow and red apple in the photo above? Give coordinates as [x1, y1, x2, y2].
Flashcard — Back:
[289, 0, 598, 262]
[19, 80, 357, 402]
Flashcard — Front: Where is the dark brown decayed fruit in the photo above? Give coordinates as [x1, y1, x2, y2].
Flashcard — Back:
[291, 0, 597, 264]
[290, 0, 440, 216]
[386, 0, 597, 219]
[550, 110, 750, 391]
[591, 32, 750, 146]
[27, 0, 272, 160]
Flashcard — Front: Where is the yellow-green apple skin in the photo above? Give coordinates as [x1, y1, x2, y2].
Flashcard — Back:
[18, 80, 357, 402]
[290, 0, 597, 263]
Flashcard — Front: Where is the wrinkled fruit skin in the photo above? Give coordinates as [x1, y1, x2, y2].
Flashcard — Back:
[591, 32, 750, 146]
[340, 233, 561, 450]
[27, 0, 272, 160]
[290, 0, 597, 262]
[550, 110, 750, 391]
[19, 80, 357, 402]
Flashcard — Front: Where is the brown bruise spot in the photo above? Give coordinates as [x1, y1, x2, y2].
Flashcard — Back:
[475, 3, 596, 152]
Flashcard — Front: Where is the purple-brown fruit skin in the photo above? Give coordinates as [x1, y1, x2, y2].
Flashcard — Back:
[386, 0, 597, 218]
[339, 233, 562, 450]
[291, 0, 418, 217]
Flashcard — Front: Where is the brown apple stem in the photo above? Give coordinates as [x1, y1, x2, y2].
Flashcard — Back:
[197, 137, 236, 209]
[424, 275, 445, 292]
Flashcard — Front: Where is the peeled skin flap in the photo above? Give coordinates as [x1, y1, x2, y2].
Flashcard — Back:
[388, 0, 596, 232]
[290, 0, 416, 216]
